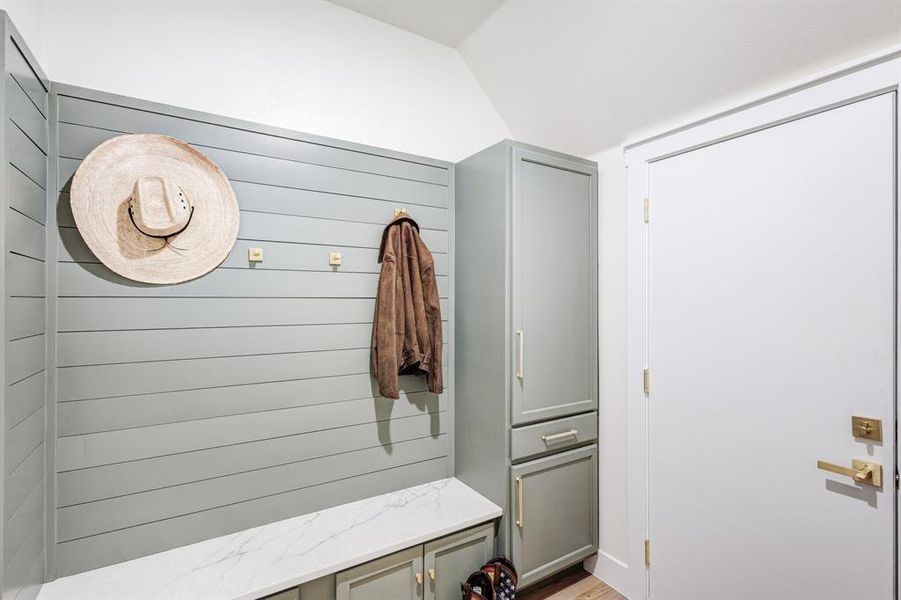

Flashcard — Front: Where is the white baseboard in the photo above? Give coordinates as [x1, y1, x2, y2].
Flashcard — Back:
[583, 550, 630, 598]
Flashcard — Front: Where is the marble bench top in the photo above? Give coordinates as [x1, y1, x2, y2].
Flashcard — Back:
[38, 478, 502, 600]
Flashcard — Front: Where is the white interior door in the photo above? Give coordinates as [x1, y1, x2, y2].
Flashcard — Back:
[647, 92, 896, 599]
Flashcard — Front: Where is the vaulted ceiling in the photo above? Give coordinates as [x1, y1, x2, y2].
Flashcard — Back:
[335, 0, 901, 157]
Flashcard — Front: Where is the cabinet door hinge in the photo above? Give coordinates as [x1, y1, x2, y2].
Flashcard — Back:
[643, 197, 650, 223]
[643, 368, 650, 396]
[644, 539, 650, 566]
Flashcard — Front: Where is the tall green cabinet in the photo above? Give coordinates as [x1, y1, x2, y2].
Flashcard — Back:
[454, 141, 599, 588]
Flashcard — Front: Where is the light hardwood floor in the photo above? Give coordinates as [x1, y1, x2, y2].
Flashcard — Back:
[518, 568, 626, 600]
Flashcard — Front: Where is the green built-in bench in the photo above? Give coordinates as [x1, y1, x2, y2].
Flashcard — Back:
[37, 479, 502, 600]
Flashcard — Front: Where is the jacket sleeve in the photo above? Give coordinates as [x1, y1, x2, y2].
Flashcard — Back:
[372, 227, 400, 399]
[419, 239, 443, 395]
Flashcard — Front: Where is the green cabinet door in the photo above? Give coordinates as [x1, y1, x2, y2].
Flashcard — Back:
[511, 147, 598, 425]
[510, 445, 598, 587]
[424, 522, 495, 600]
[335, 546, 423, 600]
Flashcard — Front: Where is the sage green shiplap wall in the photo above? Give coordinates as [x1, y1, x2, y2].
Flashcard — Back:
[2, 16, 48, 600]
[49, 85, 455, 577]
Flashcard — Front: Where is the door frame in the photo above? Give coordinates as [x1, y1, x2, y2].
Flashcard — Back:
[624, 49, 901, 600]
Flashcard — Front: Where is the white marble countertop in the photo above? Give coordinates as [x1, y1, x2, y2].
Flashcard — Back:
[38, 478, 501, 600]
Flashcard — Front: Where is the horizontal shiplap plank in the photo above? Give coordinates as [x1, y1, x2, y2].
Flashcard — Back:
[6, 444, 43, 519]
[6, 372, 44, 429]
[6, 297, 44, 341]
[7, 334, 44, 385]
[59, 373, 431, 435]
[58, 346, 446, 402]
[7, 208, 45, 260]
[7, 39, 47, 117]
[59, 149, 447, 207]
[57, 180, 449, 229]
[57, 205, 447, 253]
[7, 74, 47, 153]
[59, 434, 446, 541]
[55, 456, 447, 576]
[58, 411, 443, 506]
[5, 480, 43, 564]
[57, 391, 443, 471]
[6, 407, 44, 473]
[58, 262, 448, 298]
[7, 251, 45, 298]
[8, 120, 45, 188]
[58, 226, 449, 273]
[57, 296, 448, 331]
[8, 164, 46, 225]
[58, 321, 446, 366]
[57, 99, 447, 185]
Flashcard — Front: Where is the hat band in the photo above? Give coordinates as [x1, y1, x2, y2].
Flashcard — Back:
[128, 204, 195, 239]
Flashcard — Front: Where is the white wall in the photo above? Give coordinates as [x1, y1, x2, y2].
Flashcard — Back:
[582, 146, 629, 592]
[1, 0, 509, 163]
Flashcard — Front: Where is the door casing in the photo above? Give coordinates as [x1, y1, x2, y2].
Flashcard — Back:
[624, 50, 901, 600]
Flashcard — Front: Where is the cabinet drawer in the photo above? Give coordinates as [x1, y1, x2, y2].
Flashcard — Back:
[511, 412, 597, 462]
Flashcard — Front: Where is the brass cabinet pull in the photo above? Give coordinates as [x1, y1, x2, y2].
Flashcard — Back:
[515, 476, 524, 528]
[428, 568, 436, 582]
[516, 330, 524, 380]
[415, 572, 423, 585]
[817, 459, 882, 487]
[542, 429, 578, 443]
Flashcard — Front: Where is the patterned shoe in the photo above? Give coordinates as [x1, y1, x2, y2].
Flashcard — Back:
[481, 556, 518, 600]
[461, 571, 495, 600]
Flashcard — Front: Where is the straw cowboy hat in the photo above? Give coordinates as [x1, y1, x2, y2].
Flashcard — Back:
[70, 134, 239, 284]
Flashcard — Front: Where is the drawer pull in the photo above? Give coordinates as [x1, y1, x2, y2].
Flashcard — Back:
[515, 476, 524, 528]
[429, 568, 436, 582]
[542, 429, 578, 444]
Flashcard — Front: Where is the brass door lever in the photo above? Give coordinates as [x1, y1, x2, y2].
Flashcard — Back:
[817, 459, 882, 487]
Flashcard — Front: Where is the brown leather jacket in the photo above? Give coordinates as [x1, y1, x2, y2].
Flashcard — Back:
[371, 215, 443, 399]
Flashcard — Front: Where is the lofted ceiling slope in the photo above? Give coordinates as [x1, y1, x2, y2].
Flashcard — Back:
[329, 0, 503, 47]
[458, 0, 901, 157]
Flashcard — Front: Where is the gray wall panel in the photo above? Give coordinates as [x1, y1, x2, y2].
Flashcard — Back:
[6, 123, 44, 189]
[59, 228, 449, 275]
[58, 262, 448, 298]
[6, 76, 46, 154]
[3, 32, 53, 596]
[55, 457, 447, 577]
[6, 335, 43, 385]
[5, 372, 42, 429]
[57, 296, 448, 331]
[7, 165, 45, 225]
[5, 445, 43, 520]
[6, 209, 43, 260]
[4, 482, 41, 565]
[58, 412, 443, 506]
[5, 254, 43, 297]
[57, 373, 431, 434]
[5, 408, 42, 473]
[58, 321, 447, 366]
[56, 182, 450, 230]
[58, 435, 447, 542]
[5, 298, 43, 341]
[6, 37, 46, 117]
[57, 392, 444, 470]
[50, 85, 454, 577]
[56, 97, 447, 185]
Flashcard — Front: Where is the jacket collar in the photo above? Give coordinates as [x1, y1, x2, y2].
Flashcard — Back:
[378, 214, 420, 262]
